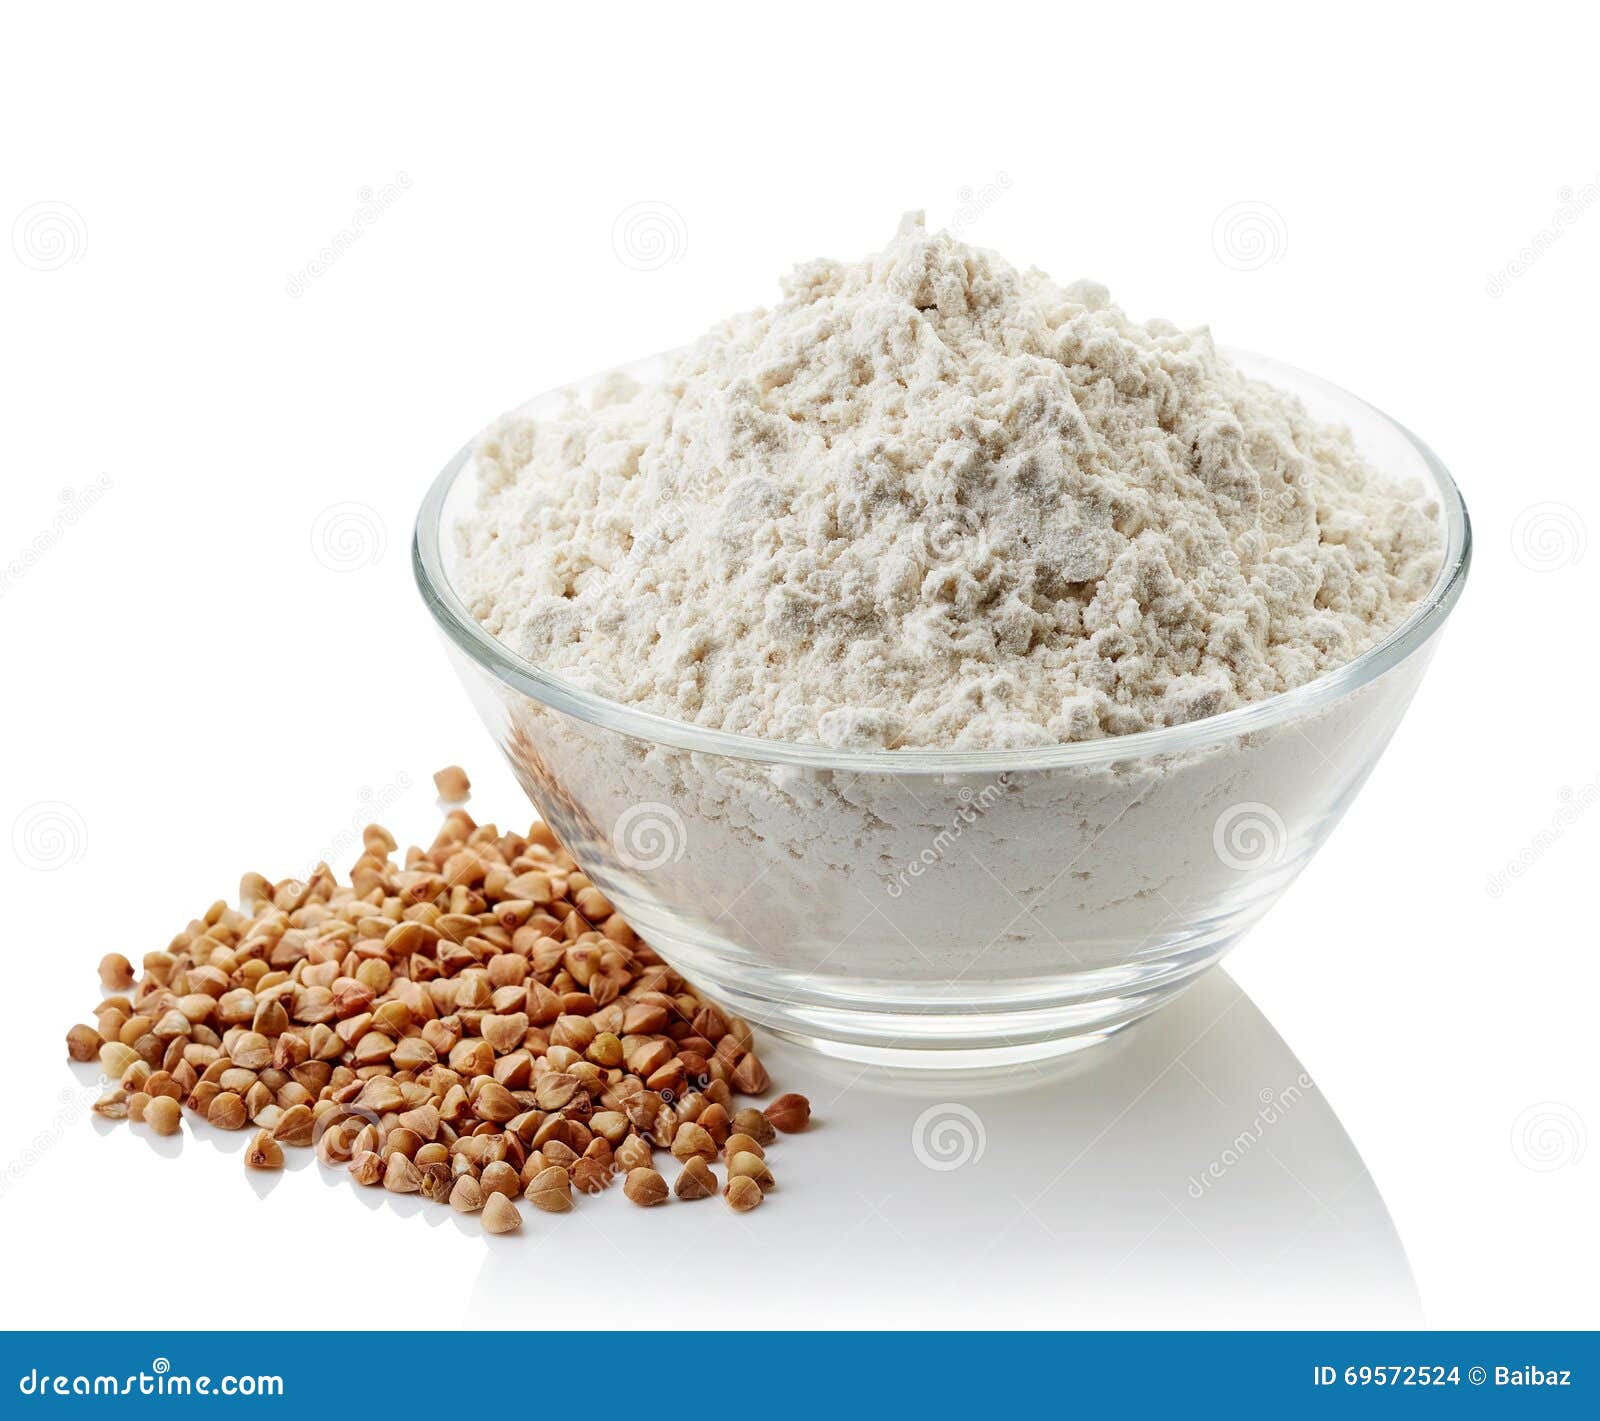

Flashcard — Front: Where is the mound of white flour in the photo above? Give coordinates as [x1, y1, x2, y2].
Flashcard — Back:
[460, 215, 1440, 749]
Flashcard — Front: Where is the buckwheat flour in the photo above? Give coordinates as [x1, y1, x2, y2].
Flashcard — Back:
[445, 217, 1453, 1045]
[458, 214, 1440, 751]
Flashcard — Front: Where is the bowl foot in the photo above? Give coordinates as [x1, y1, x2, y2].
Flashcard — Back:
[644, 932, 1225, 1071]
[756, 1022, 1134, 1071]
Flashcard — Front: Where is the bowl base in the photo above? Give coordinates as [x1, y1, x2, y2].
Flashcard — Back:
[756, 1021, 1135, 1071]
[642, 929, 1226, 1071]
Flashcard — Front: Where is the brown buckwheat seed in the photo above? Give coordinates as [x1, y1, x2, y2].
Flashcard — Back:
[623, 1167, 669, 1207]
[480, 1160, 521, 1200]
[433, 765, 471, 801]
[614, 1135, 653, 1172]
[66, 1024, 101, 1062]
[99, 954, 135, 991]
[731, 1106, 777, 1145]
[98, 1042, 139, 1081]
[526, 1165, 573, 1213]
[728, 1151, 775, 1189]
[482, 1193, 522, 1234]
[671, 1121, 717, 1163]
[764, 1093, 812, 1133]
[246, 1130, 284, 1170]
[207, 1092, 248, 1131]
[571, 1157, 614, 1195]
[674, 1157, 717, 1200]
[145, 1095, 182, 1136]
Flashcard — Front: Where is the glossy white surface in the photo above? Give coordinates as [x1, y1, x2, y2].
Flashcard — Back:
[38, 970, 1418, 1328]
[1, 0, 1594, 1331]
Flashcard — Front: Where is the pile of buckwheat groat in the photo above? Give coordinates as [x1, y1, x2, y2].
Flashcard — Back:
[66, 767, 809, 1235]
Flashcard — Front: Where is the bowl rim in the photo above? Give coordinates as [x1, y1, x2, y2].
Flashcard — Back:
[414, 349, 1471, 772]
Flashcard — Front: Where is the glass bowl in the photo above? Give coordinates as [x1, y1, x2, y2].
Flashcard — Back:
[415, 351, 1471, 1068]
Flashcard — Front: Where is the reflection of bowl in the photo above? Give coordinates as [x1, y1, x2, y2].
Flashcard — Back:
[415, 352, 1470, 1069]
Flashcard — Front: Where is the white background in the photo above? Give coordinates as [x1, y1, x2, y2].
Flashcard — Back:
[2, 3, 1595, 1331]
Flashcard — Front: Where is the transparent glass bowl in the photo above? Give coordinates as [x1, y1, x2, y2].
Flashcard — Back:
[415, 352, 1470, 1068]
